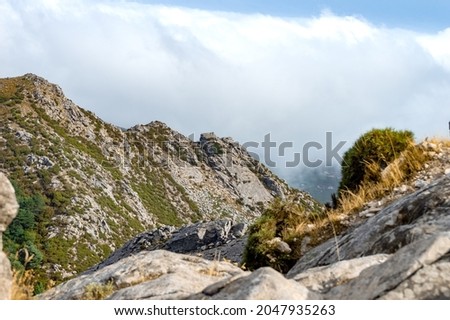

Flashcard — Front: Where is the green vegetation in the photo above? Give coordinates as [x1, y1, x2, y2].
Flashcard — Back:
[242, 198, 324, 273]
[0, 77, 28, 106]
[32, 103, 123, 181]
[164, 173, 201, 220]
[337, 134, 428, 213]
[2, 182, 48, 294]
[339, 128, 414, 195]
[133, 174, 183, 226]
[3, 182, 45, 270]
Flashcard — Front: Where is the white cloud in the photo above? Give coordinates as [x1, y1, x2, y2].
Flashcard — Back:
[418, 28, 450, 71]
[1, 0, 450, 182]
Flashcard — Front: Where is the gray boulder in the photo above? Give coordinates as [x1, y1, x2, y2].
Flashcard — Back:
[324, 232, 450, 299]
[38, 250, 243, 300]
[188, 267, 321, 300]
[290, 254, 391, 293]
[0, 173, 19, 300]
[166, 220, 232, 253]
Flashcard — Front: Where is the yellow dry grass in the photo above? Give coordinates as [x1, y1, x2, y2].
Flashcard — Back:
[11, 270, 35, 300]
[82, 282, 115, 300]
[336, 142, 429, 214]
[285, 141, 433, 256]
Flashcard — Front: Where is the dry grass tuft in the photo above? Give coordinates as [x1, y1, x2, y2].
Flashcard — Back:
[82, 282, 115, 300]
[11, 269, 35, 300]
[336, 142, 428, 214]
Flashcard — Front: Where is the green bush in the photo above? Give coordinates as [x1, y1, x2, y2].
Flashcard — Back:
[242, 198, 324, 273]
[338, 128, 414, 195]
[3, 184, 45, 270]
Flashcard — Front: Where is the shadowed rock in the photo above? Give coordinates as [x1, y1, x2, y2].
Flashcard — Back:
[0, 173, 19, 300]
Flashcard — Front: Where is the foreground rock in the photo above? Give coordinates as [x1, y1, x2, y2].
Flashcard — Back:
[188, 267, 321, 300]
[38, 250, 244, 300]
[290, 254, 391, 294]
[326, 232, 450, 299]
[0, 173, 19, 300]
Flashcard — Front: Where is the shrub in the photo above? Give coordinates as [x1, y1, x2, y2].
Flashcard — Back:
[338, 128, 414, 195]
[242, 198, 324, 273]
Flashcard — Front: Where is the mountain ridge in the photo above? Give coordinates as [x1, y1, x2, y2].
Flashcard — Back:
[0, 73, 320, 285]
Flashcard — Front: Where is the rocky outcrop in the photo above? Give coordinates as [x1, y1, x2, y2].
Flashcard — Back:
[0, 173, 19, 299]
[290, 254, 391, 294]
[86, 220, 248, 273]
[287, 174, 450, 277]
[38, 250, 244, 300]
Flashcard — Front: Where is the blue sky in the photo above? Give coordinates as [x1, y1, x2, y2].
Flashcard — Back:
[1, 0, 449, 182]
[135, 0, 450, 31]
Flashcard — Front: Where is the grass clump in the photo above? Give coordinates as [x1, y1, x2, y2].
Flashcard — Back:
[82, 282, 115, 300]
[11, 269, 36, 300]
[242, 198, 325, 273]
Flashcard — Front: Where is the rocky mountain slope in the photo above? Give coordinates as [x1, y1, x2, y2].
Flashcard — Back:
[0, 74, 318, 284]
[37, 160, 450, 300]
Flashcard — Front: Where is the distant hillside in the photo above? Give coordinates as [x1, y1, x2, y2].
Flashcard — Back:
[0, 74, 319, 288]
[290, 166, 341, 204]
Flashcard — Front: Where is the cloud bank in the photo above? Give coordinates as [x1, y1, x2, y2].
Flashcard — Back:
[1, 0, 449, 180]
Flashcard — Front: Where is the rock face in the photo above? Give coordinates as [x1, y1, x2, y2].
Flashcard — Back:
[287, 174, 450, 277]
[0, 173, 19, 299]
[290, 254, 391, 294]
[86, 220, 248, 273]
[324, 232, 450, 299]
